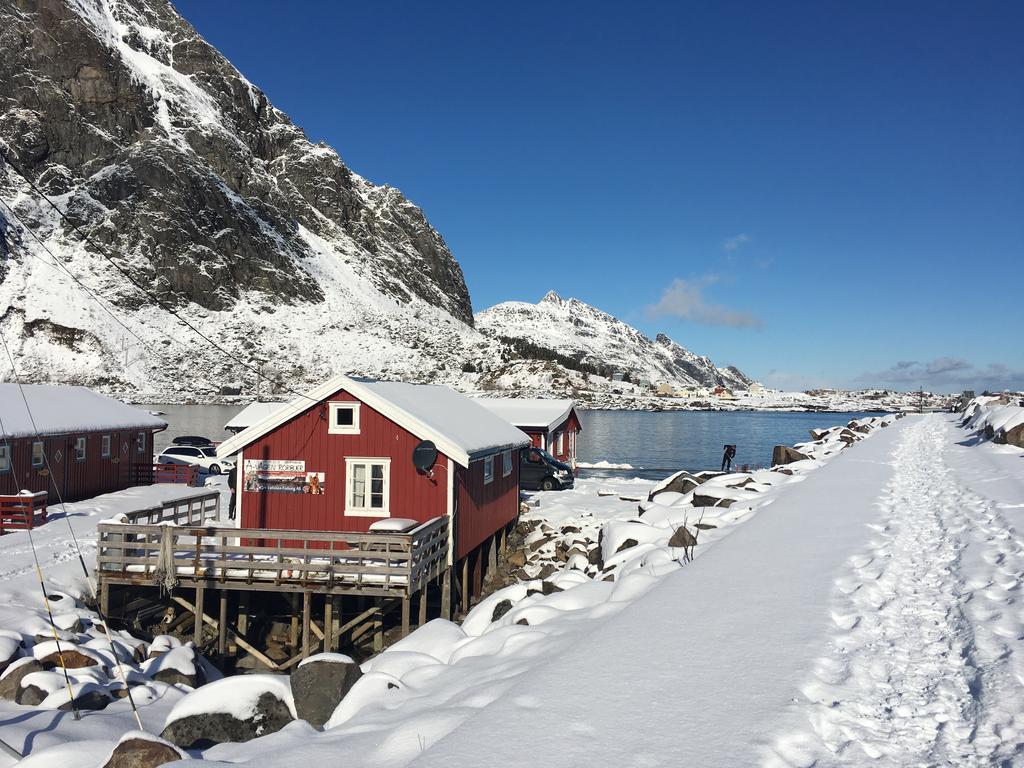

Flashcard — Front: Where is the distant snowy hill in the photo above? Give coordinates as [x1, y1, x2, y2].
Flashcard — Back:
[475, 291, 752, 391]
[0, 0, 482, 396]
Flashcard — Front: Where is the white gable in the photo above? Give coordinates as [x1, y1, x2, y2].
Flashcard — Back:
[474, 398, 576, 431]
[216, 375, 530, 467]
[0, 384, 167, 439]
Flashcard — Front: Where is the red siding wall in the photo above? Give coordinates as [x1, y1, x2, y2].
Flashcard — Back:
[454, 453, 519, 559]
[0, 430, 155, 503]
[547, 411, 582, 464]
[238, 390, 450, 535]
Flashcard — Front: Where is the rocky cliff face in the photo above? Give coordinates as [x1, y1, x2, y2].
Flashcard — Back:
[475, 291, 752, 391]
[0, 0, 476, 395]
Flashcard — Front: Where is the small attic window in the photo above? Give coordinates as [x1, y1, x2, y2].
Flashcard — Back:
[329, 402, 360, 435]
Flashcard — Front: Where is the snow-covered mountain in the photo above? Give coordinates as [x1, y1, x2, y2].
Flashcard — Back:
[0, 0, 484, 396]
[475, 291, 752, 391]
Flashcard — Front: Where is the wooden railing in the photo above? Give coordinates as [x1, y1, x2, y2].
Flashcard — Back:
[133, 463, 199, 487]
[96, 516, 449, 598]
[0, 491, 48, 535]
[119, 490, 221, 526]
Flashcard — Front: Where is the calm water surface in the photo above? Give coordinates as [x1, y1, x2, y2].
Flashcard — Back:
[144, 404, 885, 480]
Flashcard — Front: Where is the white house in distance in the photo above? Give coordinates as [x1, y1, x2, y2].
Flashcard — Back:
[224, 402, 288, 434]
[475, 398, 582, 467]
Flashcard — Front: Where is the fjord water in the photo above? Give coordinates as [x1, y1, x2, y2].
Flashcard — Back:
[147, 404, 885, 480]
[577, 409, 885, 479]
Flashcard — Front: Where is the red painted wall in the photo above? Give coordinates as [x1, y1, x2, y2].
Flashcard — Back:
[238, 390, 450, 536]
[546, 410, 582, 463]
[0, 430, 155, 503]
[454, 453, 519, 559]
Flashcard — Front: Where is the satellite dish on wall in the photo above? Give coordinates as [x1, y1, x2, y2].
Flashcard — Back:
[412, 440, 438, 473]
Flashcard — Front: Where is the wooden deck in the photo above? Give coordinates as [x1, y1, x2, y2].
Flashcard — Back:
[97, 515, 449, 600]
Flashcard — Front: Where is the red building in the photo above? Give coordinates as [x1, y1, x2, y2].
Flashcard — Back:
[216, 375, 531, 597]
[0, 385, 167, 503]
[476, 398, 582, 466]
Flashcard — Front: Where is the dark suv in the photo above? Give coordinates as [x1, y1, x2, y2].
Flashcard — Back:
[520, 447, 575, 491]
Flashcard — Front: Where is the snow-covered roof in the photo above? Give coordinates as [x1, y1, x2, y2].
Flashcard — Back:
[474, 398, 577, 431]
[224, 402, 288, 432]
[217, 375, 531, 467]
[0, 384, 166, 439]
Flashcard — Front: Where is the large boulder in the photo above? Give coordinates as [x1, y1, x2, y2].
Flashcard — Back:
[648, 471, 703, 502]
[290, 654, 363, 728]
[142, 645, 202, 688]
[0, 658, 42, 701]
[772, 445, 809, 466]
[102, 732, 186, 768]
[1004, 422, 1024, 449]
[161, 676, 295, 749]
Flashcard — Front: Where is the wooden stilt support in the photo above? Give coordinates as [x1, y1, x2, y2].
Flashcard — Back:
[194, 585, 205, 645]
[487, 532, 498, 578]
[237, 592, 248, 637]
[373, 605, 384, 652]
[302, 591, 312, 659]
[401, 596, 410, 638]
[500, 525, 508, 557]
[100, 580, 110, 619]
[289, 594, 299, 651]
[461, 556, 470, 614]
[324, 597, 334, 653]
[441, 567, 452, 620]
[418, 583, 428, 627]
[218, 591, 228, 656]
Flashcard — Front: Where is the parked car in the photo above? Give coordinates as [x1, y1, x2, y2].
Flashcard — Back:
[171, 435, 216, 447]
[157, 445, 235, 475]
[519, 447, 574, 491]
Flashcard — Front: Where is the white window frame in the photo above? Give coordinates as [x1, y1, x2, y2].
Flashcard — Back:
[74, 436, 87, 462]
[31, 441, 44, 469]
[502, 449, 512, 477]
[0, 444, 10, 474]
[328, 402, 361, 435]
[483, 455, 494, 485]
[101, 434, 112, 458]
[345, 457, 390, 517]
[136, 431, 145, 454]
[556, 431, 565, 456]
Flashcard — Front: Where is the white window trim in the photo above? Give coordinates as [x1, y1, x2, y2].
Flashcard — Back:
[502, 449, 512, 477]
[136, 431, 145, 454]
[0, 444, 10, 473]
[328, 402, 361, 435]
[556, 431, 565, 456]
[483, 455, 494, 485]
[101, 434, 112, 458]
[74, 436, 87, 462]
[31, 441, 44, 469]
[345, 456, 390, 517]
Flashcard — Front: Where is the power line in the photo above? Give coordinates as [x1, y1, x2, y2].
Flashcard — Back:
[0, 149, 317, 403]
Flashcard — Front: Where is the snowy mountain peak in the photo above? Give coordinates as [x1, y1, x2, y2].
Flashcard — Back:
[476, 294, 751, 390]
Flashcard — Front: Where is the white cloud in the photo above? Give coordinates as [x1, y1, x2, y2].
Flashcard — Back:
[857, 358, 1024, 392]
[722, 234, 752, 253]
[645, 276, 761, 329]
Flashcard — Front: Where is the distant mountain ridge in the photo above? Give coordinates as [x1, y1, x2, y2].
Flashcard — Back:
[475, 291, 752, 391]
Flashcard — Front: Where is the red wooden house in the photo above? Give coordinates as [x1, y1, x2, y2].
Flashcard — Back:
[0, 384, 167, 503]
[216, 375, 531, 597]
[476, 398, 582, 466]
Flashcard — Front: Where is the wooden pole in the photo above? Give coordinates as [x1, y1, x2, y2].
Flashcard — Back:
[373, 605, 383, 652]
[324, 597, 334, 653]
[218, 591, 228, 656]
[289, 594, 299, 651]
[500, 524, 508, 557]
[401, 596, 410, 637]
[99, 580, 110, 619]
[487, 533, 498, 579]
[461, 557, 470, 614]
[302, 591, 312, 659]
[441, 567, 451, 620]
[418, 582, 428, 627]
[237, 592, 248, 637]
[194, 585, 205, 646]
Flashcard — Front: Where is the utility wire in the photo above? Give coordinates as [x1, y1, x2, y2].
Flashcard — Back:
[0, 331, 145, 730]
[0, 148, 317, 403]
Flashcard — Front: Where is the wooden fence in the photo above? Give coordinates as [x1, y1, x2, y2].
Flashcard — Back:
[119, 489, 221, 526]
[96, 515, 448, 599]
[0, 491, 48, 534]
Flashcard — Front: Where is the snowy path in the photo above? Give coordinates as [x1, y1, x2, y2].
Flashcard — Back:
[774, 415, 1024, 765]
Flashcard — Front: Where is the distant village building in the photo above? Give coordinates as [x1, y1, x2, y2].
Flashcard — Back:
[475, 398, 583, 466]
[747, 382, 766, 394]
[216, 375, 530, 600]
[0, 384, 166, 502]
[655, 383, 676, 397]
[224, 401, 288, 434]
[610, 372, 625, 382]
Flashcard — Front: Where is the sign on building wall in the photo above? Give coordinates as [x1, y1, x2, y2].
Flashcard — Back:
[243, 459, 326, 494]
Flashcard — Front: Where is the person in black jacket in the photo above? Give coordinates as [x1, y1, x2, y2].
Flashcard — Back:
[227, 465, 237, 520]
[721, 444, 737, 472]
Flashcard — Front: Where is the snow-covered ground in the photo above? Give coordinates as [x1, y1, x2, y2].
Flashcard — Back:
[4, 413, 1022, 767]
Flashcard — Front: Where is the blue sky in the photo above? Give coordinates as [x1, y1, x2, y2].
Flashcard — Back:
[175, 0, 1023, 392]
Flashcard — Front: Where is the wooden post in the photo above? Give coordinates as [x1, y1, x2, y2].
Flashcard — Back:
[194, 585, 205, 645]
[401, 596, 410, 638]
[324, 597, 334, 653]
[373, 605, 383, 652]
[99, 580, 110, 619]
[441, 567, 451, 620]
[500, 525, 508, 557]
[289, 594, 299, 651]
[218, 591, 228, 656]
[461, 557, 470, 614]
[487, 533, 498, 579]
[237, 592, 248, 637]
[418, 583, 428, 627]
[302, 591, 312, 659]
